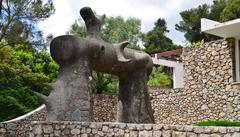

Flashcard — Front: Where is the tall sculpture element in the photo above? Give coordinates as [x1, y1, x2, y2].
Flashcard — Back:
[34, 7, 154, 123]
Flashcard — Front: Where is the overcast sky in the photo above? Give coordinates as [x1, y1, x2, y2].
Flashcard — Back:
[38, 0, 213, 45]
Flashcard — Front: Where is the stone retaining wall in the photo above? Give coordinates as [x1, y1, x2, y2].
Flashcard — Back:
[149, 39, 240, 125]
[180, 39, 240, 124]
[93, 94, 117, 122]
[30, 121, 240, 137]
[0, 105, 46, 136]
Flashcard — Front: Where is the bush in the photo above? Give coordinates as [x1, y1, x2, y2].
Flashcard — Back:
[194, 121, 240, 127]
[0, 41, 59, 122]
[0, 87, 39, 121]
[148, 66, 172, 88]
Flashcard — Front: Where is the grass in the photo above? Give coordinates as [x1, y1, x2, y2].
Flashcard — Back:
[194, 121, 240, 127]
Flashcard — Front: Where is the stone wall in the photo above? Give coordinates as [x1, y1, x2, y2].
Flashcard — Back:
[90, 39, 240, 125]
[0, 105, 46, 136]
[150, 39, 240, 125]
[30, 121, 240, 137]
[150, 88, 185, 124]
[93, 94, 117, 122]
[0, 95, 118, 136]
[182, 40, 240, 124]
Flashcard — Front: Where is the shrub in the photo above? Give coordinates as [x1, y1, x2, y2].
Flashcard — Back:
[194, 121, 240, 127]
[148, 66, 172, 88]
[0, 41, 59, 121]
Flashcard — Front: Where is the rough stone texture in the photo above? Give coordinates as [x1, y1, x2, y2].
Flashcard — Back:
[177, 39, 239, 125]
[151, 39, 240, 125]
[29, 121, 240, 137]
[34, 57, 93, 121]
[0, 105, 46, 137]
[93, 94, 117, 122]
[118, 69, 155, 123]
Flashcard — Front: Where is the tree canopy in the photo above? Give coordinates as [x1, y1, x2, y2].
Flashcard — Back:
[175, 0, 240, 43]
[0, 41, 59, 121]
[143, 18, 181, 54]
[0, 0, 57, 121]
[68, 16, 143, 49]
[0, 0, 55, 47]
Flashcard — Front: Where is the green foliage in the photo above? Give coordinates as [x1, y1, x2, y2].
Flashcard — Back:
[148, 66, 172, 88]
[144, 18, 181, 54]
[194, 121, 240, 127]
[0, 87, 39, 121]
[0, 41, 59, 121]
[67, 16, 143, 49]
[101, 16, 142, 49]
[176, 0, 229, 43]
[220, 0, 240, 21]
[91, 72, 118, 94]
[67, 20, 87, 37]
[0, 0, 55, 47]
[187, 40, 205, 48]
[210, 0, 228, 21]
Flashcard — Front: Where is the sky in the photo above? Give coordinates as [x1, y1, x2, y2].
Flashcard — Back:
[38, 0, 213, 45]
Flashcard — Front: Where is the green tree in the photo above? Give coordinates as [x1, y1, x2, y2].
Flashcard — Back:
[67, 16, 143, 94]
[148, 66, 172, 88]
[0, 41, 59, 121]
[220, 0, 240, 21]
[68, 16, 143, 48]
[176, 4, 212, 43]
[175, 0, 228, 43]
[143, 18, 180, 54]
[0, 0, 55, 46]
[210, 0, 228, 21]
[101, 16, 142, 49]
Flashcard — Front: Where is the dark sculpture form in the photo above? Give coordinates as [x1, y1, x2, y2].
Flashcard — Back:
[34, 7, 154, 123]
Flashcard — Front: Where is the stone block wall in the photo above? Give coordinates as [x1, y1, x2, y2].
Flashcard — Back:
[0, 105, 46, 136]
[149, 40, 240, 125]
[93, 94, 117, 122]
[30, 121, 240, 137]
[182, 40, 240, 124]
[150, 39, 240, 125]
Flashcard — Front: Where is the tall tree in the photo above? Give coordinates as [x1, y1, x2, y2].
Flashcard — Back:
[0, 0, 55, 46]
[210, 0, 228, 21]
[144, 18, 180, 54]
[220, 0, 240, 21]
[176, 0, 228, 43]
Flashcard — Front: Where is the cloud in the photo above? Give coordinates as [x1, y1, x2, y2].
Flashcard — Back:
[38, 0, 213, 45]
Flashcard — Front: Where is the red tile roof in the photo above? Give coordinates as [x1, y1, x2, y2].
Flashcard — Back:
[151, 48, 182, 61]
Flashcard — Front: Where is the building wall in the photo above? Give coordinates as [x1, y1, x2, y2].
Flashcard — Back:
[151, 39, 240, 125]
[0, 105, 46, 136]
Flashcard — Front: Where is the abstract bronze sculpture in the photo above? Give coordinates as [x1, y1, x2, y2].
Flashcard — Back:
[34, 7, 154, 123]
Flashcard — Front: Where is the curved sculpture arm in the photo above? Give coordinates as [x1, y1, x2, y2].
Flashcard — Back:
[80, 7, 105, 39]
[115, 41, 131, 63]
